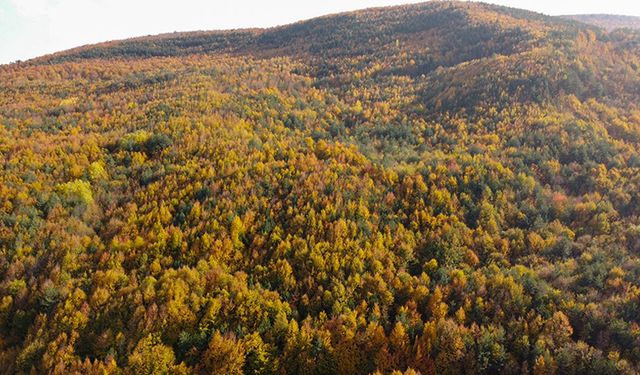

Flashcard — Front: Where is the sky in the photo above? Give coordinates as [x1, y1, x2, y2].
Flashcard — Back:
[1, 0, 640, 65]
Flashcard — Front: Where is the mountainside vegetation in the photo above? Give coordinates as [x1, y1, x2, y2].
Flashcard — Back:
[1, 1, 640, 374]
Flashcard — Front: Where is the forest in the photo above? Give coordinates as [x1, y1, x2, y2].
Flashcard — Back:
[1, 1, 640, 374]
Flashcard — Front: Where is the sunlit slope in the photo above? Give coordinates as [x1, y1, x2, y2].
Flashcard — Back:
[1, 2, 640, 374]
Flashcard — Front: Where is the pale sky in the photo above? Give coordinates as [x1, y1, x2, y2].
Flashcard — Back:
[1, 0, 639, 65]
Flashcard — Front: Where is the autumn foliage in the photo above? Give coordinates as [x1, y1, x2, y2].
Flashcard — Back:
[1, 1, 640, 374]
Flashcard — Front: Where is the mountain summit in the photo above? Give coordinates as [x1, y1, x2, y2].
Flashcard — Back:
[33, 2, 640, 110]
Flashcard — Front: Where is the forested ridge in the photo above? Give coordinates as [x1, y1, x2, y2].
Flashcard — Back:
[1, 1, 640, 374]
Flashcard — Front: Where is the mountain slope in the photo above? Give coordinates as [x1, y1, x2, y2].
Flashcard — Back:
[2, 2, 640, 374]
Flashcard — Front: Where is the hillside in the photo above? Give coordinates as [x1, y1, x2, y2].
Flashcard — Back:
[562, 14, 640, 31]
[1, 1, 640, 374]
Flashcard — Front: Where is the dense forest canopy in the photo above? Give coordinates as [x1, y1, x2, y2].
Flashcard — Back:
[1, 1, 640, 374]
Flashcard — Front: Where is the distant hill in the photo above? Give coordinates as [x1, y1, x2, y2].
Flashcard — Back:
[561, 14, 640, 30]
